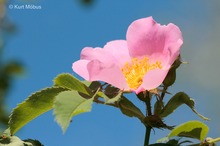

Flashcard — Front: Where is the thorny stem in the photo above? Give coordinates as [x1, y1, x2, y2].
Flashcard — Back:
[145, 91, 152, 116]
[144, 91, 152, 146]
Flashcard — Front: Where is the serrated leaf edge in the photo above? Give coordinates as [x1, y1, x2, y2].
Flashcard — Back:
[9, 87, 68, 135]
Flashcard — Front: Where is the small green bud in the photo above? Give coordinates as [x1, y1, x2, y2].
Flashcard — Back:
[163, 56, 182, 87]
[163, 68, 176, 87]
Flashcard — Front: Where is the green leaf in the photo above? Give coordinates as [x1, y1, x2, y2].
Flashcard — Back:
[159, 92, 209, 120]
[96, 91, 121, 104]
[118, 96, 145, 121]
[53, 73, 92, 95]
[53, 90, 94, 133]
[104, 85, 120, 98]
[82, 81, 101, 91]
[154, 100, 164, 115]
[168, 120, 209, 141]
[96, 91, 110, 102]
[9, 87, 67, 135]
[105, 92, 122, 103]
[81, 80, 92, 87]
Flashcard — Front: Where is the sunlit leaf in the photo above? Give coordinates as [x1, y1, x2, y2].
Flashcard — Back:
[168, 120, 209, 141]
[118, 96, 145, 121]
[53, 90, 94, 133]
[159, 92, 209, 120]
[96, 91, 110, 102]
[9, 87, 67, 135]
[53, 73, 92, 95]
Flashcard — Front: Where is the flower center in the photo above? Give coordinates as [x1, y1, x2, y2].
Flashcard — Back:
[121, 57, 162, 90]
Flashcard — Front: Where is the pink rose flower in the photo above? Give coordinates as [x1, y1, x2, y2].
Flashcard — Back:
[72, 17, 183, 94]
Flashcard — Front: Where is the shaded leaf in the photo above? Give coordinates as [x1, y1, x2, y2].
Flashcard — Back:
[168, 120, 209, 141]
[118, 96, 145, 121]
[166, 139, 180, 145]
[144, 115, 174, 130]
[53, 91, 94, 133]
[154, 100, 164, 115]
[9, 87, 67, 135]
[104, 85, 120, 98]
[136, 91, 146, 102]
[105, 92, 122, 104]
[86, 81, 101, 91]
[159, 92, 209, 120]
[53, 73, 91, 95]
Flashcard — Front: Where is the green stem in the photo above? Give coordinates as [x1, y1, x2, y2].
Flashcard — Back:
[144, 91, 152, 146]
[144, 126, 151, 146]
[145, 92, 152, 116]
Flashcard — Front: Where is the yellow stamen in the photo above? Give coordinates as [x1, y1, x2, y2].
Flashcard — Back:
[121, 57, 162, 90]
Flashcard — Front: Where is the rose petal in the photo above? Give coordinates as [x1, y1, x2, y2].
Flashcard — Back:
[80, 47, 113, 66]
[87, 60, 129, 90]
[126, 17, 182, 64]
[134, 69, 169, 94]
[126, 17, 158, 57]
[72, 60, 90, 80]
[103, 40, 131, 67]
[163, 23, 183, 65]
[73, 17, 183, 94]
[73, 43, 131, 90]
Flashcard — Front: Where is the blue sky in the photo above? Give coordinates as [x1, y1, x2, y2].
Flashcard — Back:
[3, 0, 220, 145]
